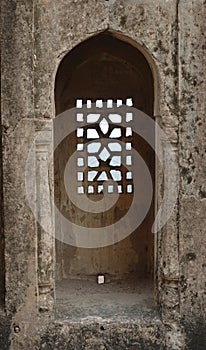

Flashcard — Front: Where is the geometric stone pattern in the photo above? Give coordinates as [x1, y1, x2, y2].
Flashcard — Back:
[76, 98, 133, 195]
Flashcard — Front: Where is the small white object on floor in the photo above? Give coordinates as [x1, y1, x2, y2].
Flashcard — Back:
[98, 275, 105, 284]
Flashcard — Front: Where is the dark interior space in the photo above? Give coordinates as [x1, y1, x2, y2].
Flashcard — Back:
[54, 31, 155, 319]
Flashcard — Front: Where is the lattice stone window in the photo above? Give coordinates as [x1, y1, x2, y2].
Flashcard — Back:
[76, 99, 134, 195]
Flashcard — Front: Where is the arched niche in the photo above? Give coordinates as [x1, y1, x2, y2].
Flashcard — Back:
[54, 31, 155, 315]
[55, 32, 154, 116]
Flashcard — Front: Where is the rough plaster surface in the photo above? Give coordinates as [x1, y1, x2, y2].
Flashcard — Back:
[1, 0, 206, 349]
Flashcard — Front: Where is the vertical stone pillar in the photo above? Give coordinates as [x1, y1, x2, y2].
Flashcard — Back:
[158, 127, 185, 348]
[35, 123, 55, 314]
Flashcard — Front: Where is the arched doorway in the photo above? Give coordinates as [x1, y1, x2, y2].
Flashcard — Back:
[54, 31, 155, 318]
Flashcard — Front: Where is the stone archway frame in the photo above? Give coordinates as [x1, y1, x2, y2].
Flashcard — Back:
[33, 29, 180, 322]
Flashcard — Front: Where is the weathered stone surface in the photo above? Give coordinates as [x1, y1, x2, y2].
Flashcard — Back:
[1, 0, 205, 349]
[178, 2, 206, 349]
[10, 317, 166, 350]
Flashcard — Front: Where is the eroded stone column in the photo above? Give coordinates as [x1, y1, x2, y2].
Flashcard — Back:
[158, 127, 185, 349]
[35, 123, 55, 314]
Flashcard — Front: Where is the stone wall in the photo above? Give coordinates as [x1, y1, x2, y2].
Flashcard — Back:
[1, 0, 205, 349]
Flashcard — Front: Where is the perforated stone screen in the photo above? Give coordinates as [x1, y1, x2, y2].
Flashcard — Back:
[75, 98, 134, 196]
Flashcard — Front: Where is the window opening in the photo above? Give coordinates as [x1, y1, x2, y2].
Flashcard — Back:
[76, 98, 134, 195]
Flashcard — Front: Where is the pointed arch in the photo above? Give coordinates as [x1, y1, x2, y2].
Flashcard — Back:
[54, 30, 156, 295]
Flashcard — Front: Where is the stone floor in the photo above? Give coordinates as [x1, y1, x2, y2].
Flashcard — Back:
[55, 277, 157, 321]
